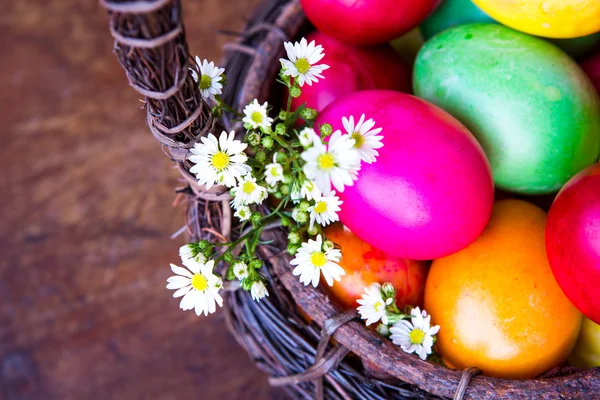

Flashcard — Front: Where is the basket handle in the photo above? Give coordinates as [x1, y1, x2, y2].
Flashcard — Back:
[100, 0, 219, 165]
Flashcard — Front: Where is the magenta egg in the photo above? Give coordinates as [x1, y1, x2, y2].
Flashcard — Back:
[546, 163, 600, 324]
[290, 31, 411, 113]
[300, 0, 440, 45]
[316, 90, 494, 260]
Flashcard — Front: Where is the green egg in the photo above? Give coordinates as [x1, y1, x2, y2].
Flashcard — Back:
[420, 0, 600, 59]
[420, 0, 493, 40]
[413, 24, 600, 194]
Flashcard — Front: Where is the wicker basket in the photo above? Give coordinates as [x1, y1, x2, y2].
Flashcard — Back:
[100, 0, 600, 398]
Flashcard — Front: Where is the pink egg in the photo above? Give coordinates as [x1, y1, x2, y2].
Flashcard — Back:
[546, 163, 600, 324]
[291, 31, 411, 113]
[316, 90, 494, 260]
[300, 0, 440, 45]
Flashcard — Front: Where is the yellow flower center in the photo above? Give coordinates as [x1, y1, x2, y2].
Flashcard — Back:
[242, 180, 256, 194]
[211, 151, 230, 171]
[317, 153, 335, 170]
[295, 58, 310, 74]
[191, 273, 208, 291]
[373, 301, 384, 312]
[314, 201, 327, 214]
[310, 251, 327, 267]
[251, 111, 263, 124]
[409, 328, 426, 345]
[351, 132, 365, 148]
[270, 166, 280, 176]
[199, 74, 212, 90]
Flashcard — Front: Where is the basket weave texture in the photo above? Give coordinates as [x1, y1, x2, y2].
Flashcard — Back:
[100, 0, 600, 399]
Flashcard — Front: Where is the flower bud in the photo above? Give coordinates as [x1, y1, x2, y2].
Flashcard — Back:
[276, 152, 287, 163]
[290, 86, 302, 98]
[320, 123, 333, 137]
[376, 323, 391, 337]
[381, 282, 396, 301]
[247, 132, 261, 147]
[307, 224, 319, 236]
[275, 123, 287, 136]
[255, 150, 267, 163]
[300, 107, 317, 121]
[280, 216, 292, 227]
[323, 240, 335, 251]
[288, 231, 301, 244]
[298, 200, 310, 212]
[250, 212, 262, 226]
[249, 258, 263, 271]
[261, 136, 274, 149]
[287, 243, 300, 255]
[198, 239, 211, 250]
[292, 208, 308, 224]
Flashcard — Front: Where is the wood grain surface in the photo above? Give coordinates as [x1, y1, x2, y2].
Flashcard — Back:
[1, 1, 286, 399]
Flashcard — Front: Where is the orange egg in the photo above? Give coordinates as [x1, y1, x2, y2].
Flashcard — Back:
[425, 199, 582, 379]
[325, 224, 429, 310]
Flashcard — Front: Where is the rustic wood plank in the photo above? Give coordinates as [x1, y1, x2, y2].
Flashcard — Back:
[0, 1, 284, 399]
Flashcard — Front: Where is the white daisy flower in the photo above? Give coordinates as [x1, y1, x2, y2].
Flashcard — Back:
[232, 261, 249, 280]
[166, 260, 223, 316]
[298, 127, 321, 148]
[242, 99, 274, 131]
[357, 283, 393, 326]
[232, 175, 268, 207]
[264, 162, 284, 187]
[190, 57, 225, 100]
[308, 191, 342, 230]
[179, 244, 207, 264]
[250, 281, 269, 302]
[300, 179, 321, 201]
[280, 38, 330, 87]
[188, 130, 251, 189]
[291, 234, 345, 287]
[390, 307, 440, 360]
[342, 114, 383, 164]
[301, 130, 360, 194]
[234, 205, 252, 221]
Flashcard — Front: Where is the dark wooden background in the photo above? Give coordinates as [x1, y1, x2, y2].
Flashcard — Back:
[1, 0, 287, 399]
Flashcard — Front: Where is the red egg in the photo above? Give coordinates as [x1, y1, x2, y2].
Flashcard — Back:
[316, 90, 494, 260]
[291, 31, 411, 113]
[546, 163, 600, 324]
[300, 0, 440, 45]
[581, 51, 600, 94]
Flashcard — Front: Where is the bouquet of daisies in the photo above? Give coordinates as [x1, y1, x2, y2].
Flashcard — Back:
[165, 38, 439, 360]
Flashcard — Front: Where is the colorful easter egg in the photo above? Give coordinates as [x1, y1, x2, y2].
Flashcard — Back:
[300, 0, 440, 45]
[426, 199, 582, 379]
[546, 163, 600, 324]
[569, 317, 600, 368]
[471, 0, 600, 38]
[316, 90, 494, 260]
[420, 0, 600, 58]
[291, 31, 411, 113]
[324, 224, 428, 309]
[414, 24, 600, 194]
[420, 0, 494, 40]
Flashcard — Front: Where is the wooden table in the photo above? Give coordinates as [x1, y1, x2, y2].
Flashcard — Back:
[1, 1, 286, 398]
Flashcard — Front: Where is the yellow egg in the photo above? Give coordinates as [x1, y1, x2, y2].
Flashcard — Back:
[569, 318, 600, 368]
[471, 0, 600, 38]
